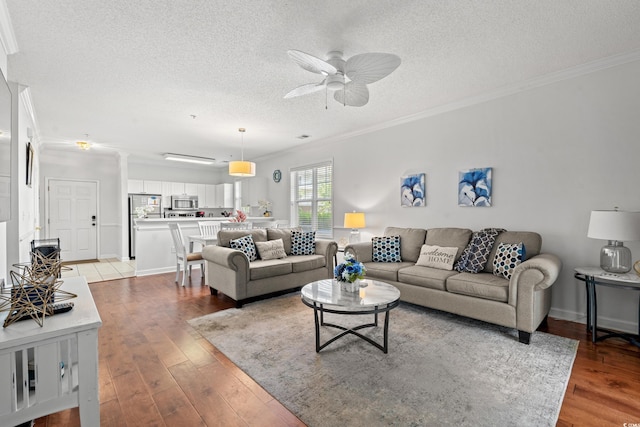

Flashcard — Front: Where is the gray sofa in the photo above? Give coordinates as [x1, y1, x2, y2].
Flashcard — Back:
[202, 228, 338, 307]
[345, 227, 562, 344]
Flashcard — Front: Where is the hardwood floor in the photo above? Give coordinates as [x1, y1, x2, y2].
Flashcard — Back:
[33, 273, 640, 427]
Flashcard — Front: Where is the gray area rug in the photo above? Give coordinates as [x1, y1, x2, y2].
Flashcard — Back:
[188, 294, 578, 427]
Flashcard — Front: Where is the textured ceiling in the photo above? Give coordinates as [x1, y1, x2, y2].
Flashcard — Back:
[5, 0, 640, 167]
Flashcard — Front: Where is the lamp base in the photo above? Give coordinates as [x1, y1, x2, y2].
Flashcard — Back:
[349, 230, 361, 244]
[600, 241, 632, 273]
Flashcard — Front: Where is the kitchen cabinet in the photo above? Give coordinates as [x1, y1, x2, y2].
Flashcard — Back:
[184, 183, 199, 195]
[128, 179, 143, 193]
[196, 184, 207, 207]
[169, 182, 185, 195]
[143, 180, 162, 194]
[205, 185, 217, 208]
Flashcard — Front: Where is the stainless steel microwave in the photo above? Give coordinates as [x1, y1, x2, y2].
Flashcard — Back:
[171, 195, 198, 210]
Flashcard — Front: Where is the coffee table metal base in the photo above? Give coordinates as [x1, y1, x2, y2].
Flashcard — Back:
[302, 298, 400, 353]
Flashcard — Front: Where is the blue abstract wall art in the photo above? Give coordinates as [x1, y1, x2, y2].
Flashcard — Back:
[458, 167, 492, 207]
[401, 173, 425, 207]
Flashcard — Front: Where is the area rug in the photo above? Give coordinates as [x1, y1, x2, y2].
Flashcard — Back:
[188, 294, 578, 427]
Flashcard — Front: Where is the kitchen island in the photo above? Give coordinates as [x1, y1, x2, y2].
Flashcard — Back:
[133, 217, 277, 277]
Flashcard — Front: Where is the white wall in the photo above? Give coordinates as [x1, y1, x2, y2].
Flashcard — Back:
[258, 59, 640, 333]
[39, 149, 122, 259]
[127, 160, 228, 184]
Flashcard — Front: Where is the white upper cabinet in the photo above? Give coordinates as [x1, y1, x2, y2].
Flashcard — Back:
[205, 185, 217, 208]
[127, 179, 143, 193]
[170, 182, 185, 195]
[143, 180, 162, 194]
[196, 184, 207, 208]
[184, 183, 198, 195]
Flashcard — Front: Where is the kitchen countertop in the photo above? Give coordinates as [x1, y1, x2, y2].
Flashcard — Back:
[135, 216, 276, 223]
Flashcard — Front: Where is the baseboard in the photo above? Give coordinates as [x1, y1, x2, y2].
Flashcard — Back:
[135, 265, 202, 277]
[549, 307, 637, 335]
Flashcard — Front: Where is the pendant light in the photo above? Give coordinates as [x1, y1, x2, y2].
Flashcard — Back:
[229, 128, 256, 177]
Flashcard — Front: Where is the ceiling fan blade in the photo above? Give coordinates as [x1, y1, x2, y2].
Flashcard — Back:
[287, 50, 337, 75]
[284, 81, 326, 99]
[334, 82, 369, 107]
[345, 53, 401, 84]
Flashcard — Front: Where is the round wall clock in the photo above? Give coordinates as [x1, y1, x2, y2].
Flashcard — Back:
[273, 169, 282, 183]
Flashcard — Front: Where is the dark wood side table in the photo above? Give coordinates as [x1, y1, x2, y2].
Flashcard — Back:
[574, 267, 640, 347]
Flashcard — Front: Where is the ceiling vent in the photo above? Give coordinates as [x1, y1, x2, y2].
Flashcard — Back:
[297, 134, 311, 139]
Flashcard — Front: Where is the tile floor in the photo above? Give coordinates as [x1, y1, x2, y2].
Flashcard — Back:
[61, 258, 136, 283]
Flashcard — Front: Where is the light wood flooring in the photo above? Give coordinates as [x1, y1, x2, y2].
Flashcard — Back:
[32, 273, 640, 427]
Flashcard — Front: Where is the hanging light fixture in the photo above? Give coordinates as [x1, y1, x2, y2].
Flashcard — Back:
[229, 128, 256, 177]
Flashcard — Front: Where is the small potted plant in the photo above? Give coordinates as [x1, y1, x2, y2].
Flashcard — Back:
[258, 199, 272, 217]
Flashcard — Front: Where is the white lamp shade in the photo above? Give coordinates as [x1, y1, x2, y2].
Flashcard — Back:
[587, 210, 640, 241]
[229, 160, 256, 177]
[344, 212, 366, 229]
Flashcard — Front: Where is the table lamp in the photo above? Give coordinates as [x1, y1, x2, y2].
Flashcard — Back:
[344, 212, 366, 243]
[587, 210, 640, 273]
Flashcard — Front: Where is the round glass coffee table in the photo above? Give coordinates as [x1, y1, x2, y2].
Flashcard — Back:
[301, 279, 401, 353]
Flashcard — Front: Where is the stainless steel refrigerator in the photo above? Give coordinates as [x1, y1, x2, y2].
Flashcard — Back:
[128, 193, 162, 259]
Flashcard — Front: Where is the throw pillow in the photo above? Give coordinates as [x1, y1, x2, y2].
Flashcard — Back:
[229, 234, 257, 262]
[454, 228, 505, 273]
[492, 242, 526, 280]
[255, 239, 287, 260]
[415, 245, 458, 270]
[372, 236, 402, 262]
[291, 230, 315, 255]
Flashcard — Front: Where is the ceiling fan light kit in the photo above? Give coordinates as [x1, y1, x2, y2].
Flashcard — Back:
[229, 128, 256, 177]
[285, 49, 401, 107]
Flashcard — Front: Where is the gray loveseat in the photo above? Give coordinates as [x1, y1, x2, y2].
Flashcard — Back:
[202, 228, 338, 307]
[345, 227, 561, 344]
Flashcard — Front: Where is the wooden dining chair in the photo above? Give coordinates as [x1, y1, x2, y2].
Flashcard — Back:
[168, 223, 205, 286]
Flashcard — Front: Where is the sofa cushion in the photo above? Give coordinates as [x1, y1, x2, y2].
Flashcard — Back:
[218, 229, 268, 248]
[397, 265, 459, 291]
[372, 236, 402, 262]
[483, 231, 541, 273]
[255, 238, 287, 260]
[291, 230, 316, 255]
[425, 228, 472, 262]
[290, 254, 326, 273]
[249, 259, 293, 280]
[492, 242, 526, 279]
[229, 235, 257, 261]
[266, 227, 302, 255]
[415, 245, 458, 270]
[446, 272, 509, 302]
[384, 227, 426, 263]
[363, 261, 415, 282]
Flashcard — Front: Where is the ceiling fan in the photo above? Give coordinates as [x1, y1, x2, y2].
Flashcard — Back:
[284, 50, 401, 107]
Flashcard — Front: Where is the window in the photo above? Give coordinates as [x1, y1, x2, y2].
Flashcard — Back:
[290, 161, 333, 238]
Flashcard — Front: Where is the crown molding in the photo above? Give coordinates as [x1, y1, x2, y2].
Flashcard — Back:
[0, 1, 18, 55]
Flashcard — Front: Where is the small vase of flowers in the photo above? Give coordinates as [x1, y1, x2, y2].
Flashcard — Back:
[334, 254, 366, 292]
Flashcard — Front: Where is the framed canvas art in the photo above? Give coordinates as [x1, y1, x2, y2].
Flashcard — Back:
[401, 173, 425, 207]
[458, 167, 492, 207]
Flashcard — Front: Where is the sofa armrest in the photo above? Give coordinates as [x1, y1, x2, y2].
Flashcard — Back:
[344, 242, 373, 263]
[202, 245, 250, 272]
[316, 239, 338, 276]
[509, 253, 562, 332]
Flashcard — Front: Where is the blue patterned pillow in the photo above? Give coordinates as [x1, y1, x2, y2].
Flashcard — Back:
[492, 242, 526, 280]
[291, 230, 315, 255]
[229, 234, 257, 261]
[372, 236, 402, 262]
[454, 228, 505, 273]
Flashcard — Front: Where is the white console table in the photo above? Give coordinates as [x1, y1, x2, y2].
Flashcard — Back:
[0, 276, 102, 426]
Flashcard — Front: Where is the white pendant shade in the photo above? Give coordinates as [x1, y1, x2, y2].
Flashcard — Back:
[229, 160, 256, 177]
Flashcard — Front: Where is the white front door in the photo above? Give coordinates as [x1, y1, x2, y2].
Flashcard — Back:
[48, 179, 98, 262]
